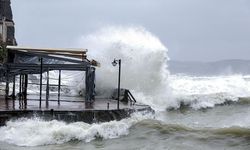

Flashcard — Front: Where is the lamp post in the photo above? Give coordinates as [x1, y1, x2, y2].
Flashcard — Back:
[112, 59, 121, 110]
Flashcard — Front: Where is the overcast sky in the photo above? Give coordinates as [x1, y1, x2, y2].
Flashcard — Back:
[11, 0, 250, 61]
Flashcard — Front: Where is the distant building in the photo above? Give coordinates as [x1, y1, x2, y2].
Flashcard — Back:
[0, 0, 17, 46]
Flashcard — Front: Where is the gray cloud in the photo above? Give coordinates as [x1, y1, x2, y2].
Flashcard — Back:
[12, 0, 250, 61]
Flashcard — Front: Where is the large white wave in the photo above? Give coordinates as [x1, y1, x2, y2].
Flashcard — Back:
[1, 25, 172, 110]
[73, 26, 250, 110]
[12, 25, 250, 111]
[2, 25, 250, 147]
[0, 113, 153, 146]
[169, 75, 250, 109]
[76, 26, 173, 110]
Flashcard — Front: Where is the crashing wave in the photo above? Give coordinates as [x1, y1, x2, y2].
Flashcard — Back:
[0, 112, 153, 146]
[168, 75, 250, 110]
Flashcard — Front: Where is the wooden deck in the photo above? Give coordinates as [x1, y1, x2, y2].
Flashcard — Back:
[0, 94, 152, 125]
[0, 94, 149, 111]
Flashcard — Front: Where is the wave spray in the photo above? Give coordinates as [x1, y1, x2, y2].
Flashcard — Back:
[77, 26, 173, 110]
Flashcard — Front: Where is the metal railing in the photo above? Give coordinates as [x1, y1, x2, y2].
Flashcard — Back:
[125, 90, 136, 105]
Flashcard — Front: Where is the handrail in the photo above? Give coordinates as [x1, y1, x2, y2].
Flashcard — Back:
[126, 90, 136, 105]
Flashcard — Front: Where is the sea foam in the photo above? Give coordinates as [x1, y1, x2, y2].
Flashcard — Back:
[169, 75, 250, 109]
[0, 113, 153, 146]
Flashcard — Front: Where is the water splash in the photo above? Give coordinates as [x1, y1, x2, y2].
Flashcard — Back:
[77, 26, 173, 110]
[169, 75, 250, 109]
[0, 113, 153, 146]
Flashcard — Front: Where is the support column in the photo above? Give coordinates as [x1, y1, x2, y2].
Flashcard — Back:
[11, 75, 15, 99]
[21, 74, 25, 109]
[24, 74, 28, 109]
[18, 74, 22, 109]
[23, 74, 28, 99]
[5, 69, 9, 100]
[39, 57, 43, 108]
[46, 68, 49, 108]
[85, 67, 95, 108]
[19, 74, 21, 100]
[58, 70, 61, 105]
[4, 67, 9, 109]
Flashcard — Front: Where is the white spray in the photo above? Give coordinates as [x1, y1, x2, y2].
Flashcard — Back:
[77, 26, 173, 110]
[0, 26, 172, 147]
[169, 75, 250, 109]
[0, 113, 153, 146]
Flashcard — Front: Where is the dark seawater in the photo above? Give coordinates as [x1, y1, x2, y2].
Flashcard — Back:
[1, 74, 250, 150]
[2, 26, 250, 149]
[1, 102, 250, 150]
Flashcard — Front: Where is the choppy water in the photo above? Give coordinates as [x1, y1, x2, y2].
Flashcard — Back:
[1, 75, 250, 150]
[1, 105, 250, 150]
[1, 26, 250, 149]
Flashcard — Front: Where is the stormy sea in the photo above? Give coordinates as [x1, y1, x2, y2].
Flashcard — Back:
[1, 26, 250, 150]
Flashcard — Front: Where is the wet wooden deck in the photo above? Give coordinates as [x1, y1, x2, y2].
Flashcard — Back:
[0, 94, 152, 125]
[0, 94, 149, 111]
